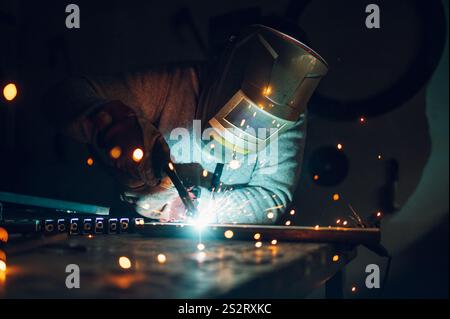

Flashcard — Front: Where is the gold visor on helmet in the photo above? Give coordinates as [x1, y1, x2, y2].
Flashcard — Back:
[208, 24, 328, 154]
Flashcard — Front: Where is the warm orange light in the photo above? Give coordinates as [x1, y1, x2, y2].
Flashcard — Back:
[359, 117, 366, 124]
[332, 255, 340, 262]
[285, 220, 291, 226]
[289, 209, 295, 216]
[313, 175, 319, 181]
[86, 157, 94, 166]
[118, 256, 132, 269]
[0, 260, 6, 272]
[376, 211, 382, 218]
[3, 83, 17, 101]
[132, 148, 144, 162]
[157, 254, 167, 264]
[255, 241, 262, 248]
[202, 169, 208, 178]
[337, 143, 343, 150]
[109, 146, 122, 159]
[332, 193, 340, 201]
[263, 86, 272, 96]
[253, 233, 261, 240]
[314, 225, 320, 230]
[351, 286, 357, 293]
[224, 230, 234, 239]
[343, 220, 348, 226]
[271, 239, 278, 245]
[336, 219, 341, 224]
[0, 227, 8, 243]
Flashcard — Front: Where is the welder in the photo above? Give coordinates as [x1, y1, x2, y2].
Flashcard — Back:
[43, 24, 328, 224]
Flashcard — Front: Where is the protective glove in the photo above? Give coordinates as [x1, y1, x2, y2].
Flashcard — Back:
[87, 100, 167, 193]
[131, 178, 198, 222]
[126, 176, 179, 220]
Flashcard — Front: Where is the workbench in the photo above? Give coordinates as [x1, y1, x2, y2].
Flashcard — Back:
[1, 234, 355, 298]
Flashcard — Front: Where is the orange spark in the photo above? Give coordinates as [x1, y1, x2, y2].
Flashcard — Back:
[109, 146, 122, 159]
[86, 157, 94, 166]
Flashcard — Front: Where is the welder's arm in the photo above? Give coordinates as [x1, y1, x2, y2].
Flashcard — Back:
[42, 70, 173, 192]
[42, 68, 174, 143]
[199, 115, 307, 225]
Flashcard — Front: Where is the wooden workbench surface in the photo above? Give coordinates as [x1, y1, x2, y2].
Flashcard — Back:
[1, 234, 355, 298]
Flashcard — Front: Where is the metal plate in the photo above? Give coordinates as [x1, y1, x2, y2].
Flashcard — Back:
[137, 222, 380, 245]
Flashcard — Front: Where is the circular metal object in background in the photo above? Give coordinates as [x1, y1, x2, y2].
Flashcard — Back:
[292, 0, 446, 121]
[307, 146, 349, 187]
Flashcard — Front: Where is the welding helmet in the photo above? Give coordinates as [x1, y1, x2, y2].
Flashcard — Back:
[200, 25, 328, 155]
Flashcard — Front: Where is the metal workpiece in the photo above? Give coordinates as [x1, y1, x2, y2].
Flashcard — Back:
[1, 235, 355, 298]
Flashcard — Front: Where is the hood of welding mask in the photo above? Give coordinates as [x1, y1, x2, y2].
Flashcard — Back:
[200, 24, 328, 156]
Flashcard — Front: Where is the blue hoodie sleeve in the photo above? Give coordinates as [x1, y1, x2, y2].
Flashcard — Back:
[197, 113, 307, 225]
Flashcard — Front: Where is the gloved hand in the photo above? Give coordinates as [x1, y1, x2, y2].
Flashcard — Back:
[130, 177, 197, 222]
[122, 176, 176, 220]
[87, 100, 168, 193]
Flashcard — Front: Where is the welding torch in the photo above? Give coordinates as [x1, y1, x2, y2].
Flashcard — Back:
[164, 161, 199, 218]
[151, 138, 199, 218]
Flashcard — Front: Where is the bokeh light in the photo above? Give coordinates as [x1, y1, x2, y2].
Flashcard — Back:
[3, 83, 17, 101]
[0, 260, 6, 272]
[118, 256, 131, 269]
[224, 230, 234, 239]
[86, 157, 94, 166]
[157, 254, 167, 264]
[229, 160, 241, 170]
[110, 146, 122, 159]
[132, 148, 144, 162]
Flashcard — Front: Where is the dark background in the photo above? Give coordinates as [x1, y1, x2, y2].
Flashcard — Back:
[0, 0, 448, 298]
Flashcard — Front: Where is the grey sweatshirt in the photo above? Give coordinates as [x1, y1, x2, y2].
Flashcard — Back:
[44, 65, 307, 224]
